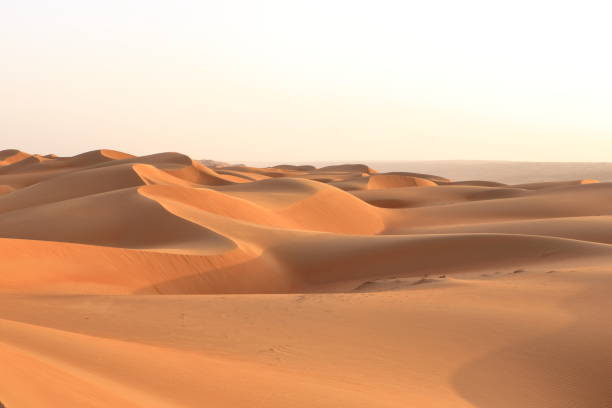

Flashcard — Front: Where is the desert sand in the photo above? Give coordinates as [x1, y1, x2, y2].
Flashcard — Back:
[1, 149, 612, 407]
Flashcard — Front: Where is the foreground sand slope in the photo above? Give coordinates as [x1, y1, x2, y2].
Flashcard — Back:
[1, 149, 612, 407]
[2, 269, 612, 407]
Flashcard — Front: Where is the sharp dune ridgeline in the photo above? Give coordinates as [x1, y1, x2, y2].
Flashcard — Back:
[1, 148, 612, 407]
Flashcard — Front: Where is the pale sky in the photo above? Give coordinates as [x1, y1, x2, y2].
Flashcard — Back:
[2, 0, 611, 162]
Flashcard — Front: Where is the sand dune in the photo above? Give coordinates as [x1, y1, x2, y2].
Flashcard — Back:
[0, 149, 33, 166]
[358, 159, 612, 184]
[318, 163, 377, 174]
[1, 149, 612, 407]
[509, 179, 599, 190]
[331, 173, 437, 191]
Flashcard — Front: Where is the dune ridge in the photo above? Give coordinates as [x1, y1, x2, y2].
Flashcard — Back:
[1, 149, 612, 407]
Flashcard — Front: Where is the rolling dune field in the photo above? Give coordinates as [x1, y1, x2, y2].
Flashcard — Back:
[1, 149, 611, 407]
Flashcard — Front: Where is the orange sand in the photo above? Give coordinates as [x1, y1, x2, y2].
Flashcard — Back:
[1, 149, 611, 407]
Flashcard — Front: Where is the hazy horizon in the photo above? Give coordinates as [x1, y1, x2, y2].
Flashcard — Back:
[3, 1, 611, 161]
[237, 159, 612, 184]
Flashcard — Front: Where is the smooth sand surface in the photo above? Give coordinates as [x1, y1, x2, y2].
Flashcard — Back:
[1, 149, 612, 407]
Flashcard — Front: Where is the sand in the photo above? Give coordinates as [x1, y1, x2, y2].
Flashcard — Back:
[1, 148, 612, 407]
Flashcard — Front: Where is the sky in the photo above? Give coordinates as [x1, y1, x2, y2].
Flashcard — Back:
[2, 0, 611, 162]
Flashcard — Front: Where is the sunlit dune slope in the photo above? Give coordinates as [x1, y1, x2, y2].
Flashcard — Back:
[0, 149, 33, 166]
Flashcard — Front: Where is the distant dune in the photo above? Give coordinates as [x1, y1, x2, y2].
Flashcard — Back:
[1, 149, 612, 407]
[245, 159, 612, 184]
[355, 160, 612, 184]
